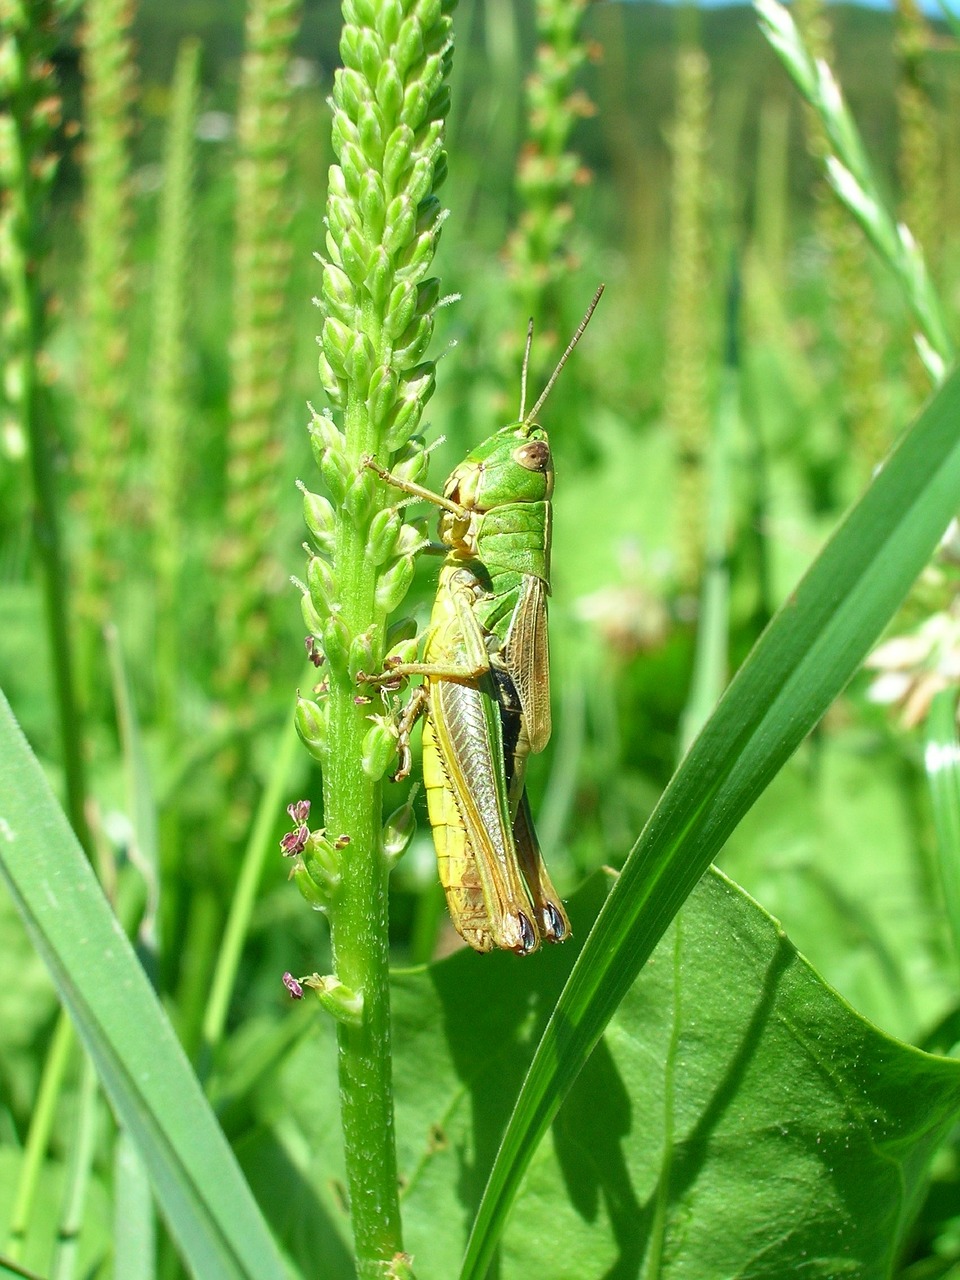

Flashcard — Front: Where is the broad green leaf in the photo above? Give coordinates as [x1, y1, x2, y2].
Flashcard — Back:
[0, 694, 288, 1280]
[723, 729, 955, 1042]
[497, 872, 960, 1279]
[266, 873, 960, 1277]
[461, 362, 960, 1278]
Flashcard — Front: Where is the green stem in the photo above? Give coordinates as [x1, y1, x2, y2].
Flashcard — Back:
[26, 359, 93, 855]
[925, 688, 960, 979]
[152, 38, 199, 736]
[52, 1054, 100, 1280]
[5, 1011, 74, 1260]
[326, 373, 402, 1270]
[199, 702, 302, 1076]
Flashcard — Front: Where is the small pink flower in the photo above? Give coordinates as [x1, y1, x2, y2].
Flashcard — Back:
[282, 972, 304, 1000]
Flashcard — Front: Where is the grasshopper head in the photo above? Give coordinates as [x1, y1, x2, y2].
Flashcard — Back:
[443, 422, 553, 512]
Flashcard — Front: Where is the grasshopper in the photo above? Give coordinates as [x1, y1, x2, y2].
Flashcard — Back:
[365, 286, 603, 954]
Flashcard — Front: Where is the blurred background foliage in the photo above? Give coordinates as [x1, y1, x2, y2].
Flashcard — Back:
[3, 0, 960, 1269]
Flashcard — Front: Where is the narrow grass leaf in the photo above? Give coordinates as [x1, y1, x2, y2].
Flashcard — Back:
[0, 696, 288, 1280]
[461, 367, 960, 1279]
[113, 1132, 156, 1280]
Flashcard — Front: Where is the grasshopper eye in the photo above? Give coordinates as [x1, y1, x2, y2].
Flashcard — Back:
[514, 441, 550, 472]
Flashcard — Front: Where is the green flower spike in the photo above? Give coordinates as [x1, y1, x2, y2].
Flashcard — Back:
[292, 0, 457, 1273]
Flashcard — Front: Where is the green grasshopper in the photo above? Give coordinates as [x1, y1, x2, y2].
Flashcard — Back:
[365, 286, 603, 954]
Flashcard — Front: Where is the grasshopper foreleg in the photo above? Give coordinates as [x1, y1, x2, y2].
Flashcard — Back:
[362, 573, 494, 688]
[362, 455, 466, 519]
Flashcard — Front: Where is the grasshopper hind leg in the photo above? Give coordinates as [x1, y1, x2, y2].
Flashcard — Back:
[513, 790, 571, 944]
[493, 667, 572, 944]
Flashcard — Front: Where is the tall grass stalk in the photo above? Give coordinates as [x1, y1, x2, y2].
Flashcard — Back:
[679, 310, 738, 754]
[4, 1010, 74, 1262]
[753, 96, 789, 289]
[665, 22, 711, 591]
[896, 0, 939, 268]
[755, 0, 954, 379]
[199, 696, 301, 1074]
[896, 0, 940, 397]
[77, 0, 136, 684]
[503, 0, 593, 361]
[51, 1053, 100, 1280]
[793, 0, 889, 472]
[150, 39, 199, 733]
[218, 0, 304, 703]
[0, 0, 91, 852]
[291, 0, 454, 1269]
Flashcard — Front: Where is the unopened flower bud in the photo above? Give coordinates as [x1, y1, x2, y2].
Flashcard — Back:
[366, 244, 392, 305]
[395, 519, 428, 557]
[301, 485, 337, 556]
[393, 315, 433, 365]
[307, 555, 338, 618]
[386, 279, 418, 339]
[366, 365, 399, 430]
[383, 122, 414, 190]
[322, 615, 351, 677]
[295, 694, 327, 761]
[301, 829, 342, 896]
[384, 633, 419, 666]
[367, 506, 402, 565]
[391, 438, 429, 486]
[348, 626, 381, 680]
[362, 717, 398, 781]
[344, 467, 377, 526]
[375, 555, 416, 612]
[383, 786, 418, 869]
[299, 587, 326, 638]
[304, 974, 364, 1026]
[292, 862, 332, 911]
[375, 59, 403, 121]
[321, 316, 353, 379]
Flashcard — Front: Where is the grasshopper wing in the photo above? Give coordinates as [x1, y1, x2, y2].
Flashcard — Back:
[501, 573, 551, 754]
[426, 676, 539, 955]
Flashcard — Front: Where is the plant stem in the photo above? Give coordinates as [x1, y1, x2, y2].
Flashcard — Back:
[152, 38, 199, 736]
[5, 1011, 74, 1261]
[199, 700, 302, 1077]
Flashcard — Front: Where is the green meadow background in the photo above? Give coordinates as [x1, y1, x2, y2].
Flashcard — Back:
[3, 0, 960, 1275]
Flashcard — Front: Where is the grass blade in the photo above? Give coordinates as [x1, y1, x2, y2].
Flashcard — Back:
[0, 695, 288, 1280]
[460, 366, 960, 1280]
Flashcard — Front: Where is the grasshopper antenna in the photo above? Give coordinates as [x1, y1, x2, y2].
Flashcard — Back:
[519, 317, 535, 420]
[523, 283, 605, 425]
